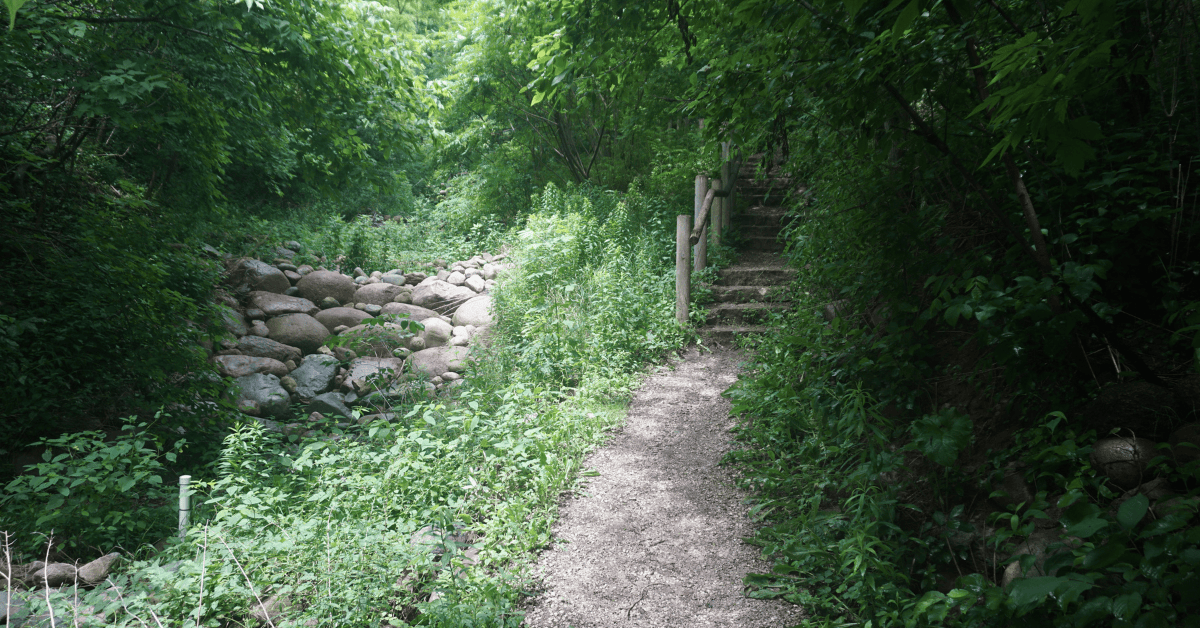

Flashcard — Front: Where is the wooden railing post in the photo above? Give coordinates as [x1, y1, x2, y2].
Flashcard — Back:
[694, 175, 708, 272]
[676, 214, 691, 324]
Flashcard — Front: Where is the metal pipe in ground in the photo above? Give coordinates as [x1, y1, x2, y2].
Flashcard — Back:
[179, 475, 191, 538]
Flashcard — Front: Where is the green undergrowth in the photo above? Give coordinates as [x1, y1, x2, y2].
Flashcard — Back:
[1, 180, 695, 626]
[723, 126, 1200, 625]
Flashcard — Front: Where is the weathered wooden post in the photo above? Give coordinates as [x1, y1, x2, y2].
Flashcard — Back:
[675, 214, 691, 324]
[694, 175, 708, 272]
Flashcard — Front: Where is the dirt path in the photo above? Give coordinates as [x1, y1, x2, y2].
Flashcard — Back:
[521, 347, 806, 627]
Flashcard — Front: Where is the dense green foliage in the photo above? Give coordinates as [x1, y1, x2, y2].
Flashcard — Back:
[5, 0, 1200, 624]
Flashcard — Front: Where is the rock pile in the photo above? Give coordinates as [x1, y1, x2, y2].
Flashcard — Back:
[211, 246, 511, 427]
[1, 554, 120, 625]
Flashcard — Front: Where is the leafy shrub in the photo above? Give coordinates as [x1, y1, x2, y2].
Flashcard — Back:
[0, 418, 182, 558]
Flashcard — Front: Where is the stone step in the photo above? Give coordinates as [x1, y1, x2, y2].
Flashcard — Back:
[745, 235, 785, 252]
[711, 284, 789, 303]
[703, 324, 772, 344]
[741, 225, 783, 239]
[706, 302, 791, 325]
[717, 265, 796, 286]
[741, 208, 788, 227]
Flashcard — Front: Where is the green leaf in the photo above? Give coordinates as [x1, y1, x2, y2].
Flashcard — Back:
[1112, 591, 1142, 621]
[1008, 575, 1062, 606]
[910, 408, 973, 466]
[4, 0, 30, 30]
[1117, 493, 1149, 529]
[891, 0, 920, 42]
[843, 0, 867, 17]
[1081, 541, 1127, 570]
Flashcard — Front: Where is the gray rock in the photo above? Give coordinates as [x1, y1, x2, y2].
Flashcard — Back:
[449, 335, 469, 347]
[392, 291, 413, 304]
[320, 296, 340, 309]
[265, 313, 330, 354]
[364, 304, 382, 316]
[233, 373, 291, 418]
[31, 563, 77, 588]
[274, 246, 296, 259]
[411, 280, 476, 313]
[405, 272, 428, 284]
[1082, 381, 1179, 440]
[446, 271, 466, 286]
[228, 259, 290, 294]
[308, 393, 353, 419]
[284, 270, 302, 284]
[245, 308, 266, 321]
[213, 355, 289, 378]
[421, 318, 453, 348]
[237, 335, 303, 363]
[381, 302, 440, 322]
[1091, 437, 1159, 489]
[344, 357, 405, 394]
[407, 346, 470, 378]
[465, 275, 486, 293]
[297, 265, 314, 276]
[314, 307, 372, 333]
[353, 267, 367, 278]
[380, 274, 404, 286]
[284, 286, 300, 296]
[280, 375, 298, 394]
[481, 263, 498, 280]
[284, 240, 302, 252]
[441, 372, 461, 381]
[77, 553, 120, 586]
[296, 270, 357, 306]
[215, 305, 248, 337]
[355, 283, 404, 306]
[201, 244, 222, 258]
[452, 296, 493, 327]
[276, 263, 298, 272]
[354, 275, 370, 285]
[291, 354, 340, 399]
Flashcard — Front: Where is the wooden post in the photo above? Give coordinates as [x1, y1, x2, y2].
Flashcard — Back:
[694, 175, 708, 272]
[711, 178, 723, 247]
[720, 151, 732, 234]
[676, 214, 691, 324]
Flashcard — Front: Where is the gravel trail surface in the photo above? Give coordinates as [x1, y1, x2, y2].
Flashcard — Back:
[521, 347, 805, 627]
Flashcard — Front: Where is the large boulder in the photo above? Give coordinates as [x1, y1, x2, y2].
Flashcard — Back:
[339, 323, 414, 358]
[1091, 436, 1158, 489]
[214, 305, 248, 337]
[295, 270, 356, 306]
[247, 291, 319, 317]
[212, 355, 288, 379]
[308, 393, 354, 420]
[77, 553, 121, 586]
[420, 317, 453, 348]
[265, 314, 329, 354]
[355, 283, 405, 306]
[1081, 381, 1179, 440]
[452, 296, 493, 327]
[411, 281, 476, 314]
[228, 259, 290, 294]
[236, 335, 303, 363]
[407, 346, 470, 378]
[233, 373, 290, 417]
[381, 302, 440, 322]
[291, 354, 340, 399]
[315, 307, 372, 333]
[344, 357, 405, 394]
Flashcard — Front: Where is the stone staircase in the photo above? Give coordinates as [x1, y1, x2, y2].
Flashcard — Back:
[703, 154, 797, 343]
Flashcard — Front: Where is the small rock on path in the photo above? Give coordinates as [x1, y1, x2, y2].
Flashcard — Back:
[522, 347, 805, 627]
